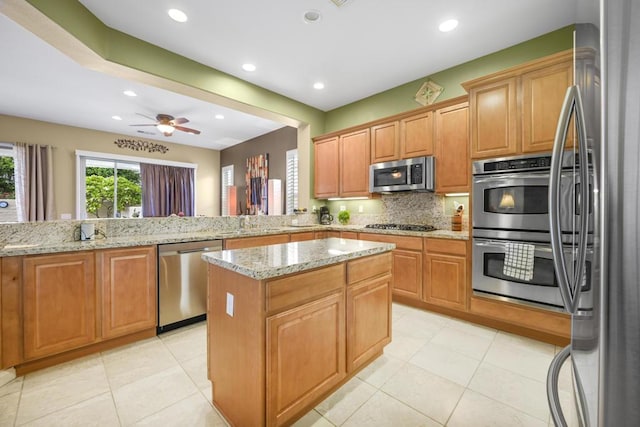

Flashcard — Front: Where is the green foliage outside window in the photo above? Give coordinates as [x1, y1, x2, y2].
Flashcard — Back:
[0, 156, 15, 198]
[85, 172, 141, 218]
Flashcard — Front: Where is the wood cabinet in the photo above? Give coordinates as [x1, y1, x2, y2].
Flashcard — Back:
[346, 253, 392, 372]
[224, 233, 289, 249]
[340, 128, 371, 197]
[400, 111, 434, 158]
[370, 121, 399, 163]
[22, 252, 96, 360]
[98, 246, 156, 339]
[314, 136, 340, 198]
[267, 292, 346, 426]
[435, 102, 470, 193]
[423, 238, 468, 311]
[357, 233, 423, 300]
[464, 50, 573, 158]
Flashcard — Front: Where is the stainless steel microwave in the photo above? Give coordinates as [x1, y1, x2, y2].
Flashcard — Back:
[369, 156, 435, 193]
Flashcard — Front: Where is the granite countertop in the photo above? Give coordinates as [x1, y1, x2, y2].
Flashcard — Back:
[201, 237, 396, 280]
[0, 224, 468, 257]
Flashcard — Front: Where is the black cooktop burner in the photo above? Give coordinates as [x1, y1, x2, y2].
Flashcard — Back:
[364, 223, 436, 232]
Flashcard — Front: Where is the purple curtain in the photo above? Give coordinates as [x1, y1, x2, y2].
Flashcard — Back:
[140, 163, 194, 217]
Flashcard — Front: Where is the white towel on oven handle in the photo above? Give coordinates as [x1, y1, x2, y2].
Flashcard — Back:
[503, 242, 535, 281]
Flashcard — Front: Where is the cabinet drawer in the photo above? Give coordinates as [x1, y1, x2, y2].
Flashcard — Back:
[358, 233, 423, 251]
[224, 234, 289, 249]
[347, 252, 392, 285]
[425, 238, 467, 256]
[266, 264, 345, 314]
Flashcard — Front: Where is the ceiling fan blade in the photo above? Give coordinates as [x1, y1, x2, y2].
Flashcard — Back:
[172, 117, 189, 125]
[129, 124, 157, 127]
[135, 113, 157, 122]
[174, 125, 201, 135]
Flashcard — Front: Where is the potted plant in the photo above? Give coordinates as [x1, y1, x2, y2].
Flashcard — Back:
[338, 210, 350, 225]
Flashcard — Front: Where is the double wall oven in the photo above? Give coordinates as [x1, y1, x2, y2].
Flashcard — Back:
[472, 152, 593, 311]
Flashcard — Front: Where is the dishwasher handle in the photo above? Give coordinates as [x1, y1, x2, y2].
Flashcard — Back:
[178, 246, 221, 254]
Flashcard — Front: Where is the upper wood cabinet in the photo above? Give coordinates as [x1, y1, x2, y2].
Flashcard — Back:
[400, 111, 434, 158]
[435, 102, 469, 193]
[464, 50, 573, 158]
[22, 252, 96, 360]
[98, 246, 157, 339]
[371, 121, 399, 163]
[340, 128, 371, 197]
[314, 136, 339, 199]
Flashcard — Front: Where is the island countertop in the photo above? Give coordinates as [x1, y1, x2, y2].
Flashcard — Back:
[201, 237, 395, 280]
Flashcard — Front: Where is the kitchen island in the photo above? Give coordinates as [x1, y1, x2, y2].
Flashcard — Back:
[202, 238, 395, 427]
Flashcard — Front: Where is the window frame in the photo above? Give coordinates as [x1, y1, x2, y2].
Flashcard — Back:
[221, 164, 234, 216]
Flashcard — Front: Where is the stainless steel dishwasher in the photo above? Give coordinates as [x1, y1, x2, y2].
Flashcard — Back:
[157, 240, 222, 333]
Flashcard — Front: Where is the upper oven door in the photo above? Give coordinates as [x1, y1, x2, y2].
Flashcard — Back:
[473, 170, 593, 234]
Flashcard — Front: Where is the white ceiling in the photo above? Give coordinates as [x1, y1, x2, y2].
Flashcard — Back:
[0, 0, 578, 150]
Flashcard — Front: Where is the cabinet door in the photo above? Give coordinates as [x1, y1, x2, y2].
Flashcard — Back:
[521, 60, 574, 153]
[289, 231, 315, 242]
[340, 129, 371, 197]
[346, 274, 392, 372]
[224, 234, 289, 249]
[392, 249, 423, 300]
[424, 239, 468, 311]
[266, 292, 346, 426]
[314, 137, 340, 199]
[435, 102, 470, 193]
[371, 121, 400, 163]
[400, 111, 434, 158]
[23, 252, 96, 360]
[469, 78, 518, 158]
[99, 246, 157, 339]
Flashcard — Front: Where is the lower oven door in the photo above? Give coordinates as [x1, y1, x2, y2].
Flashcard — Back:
[472, 237, 592, 311]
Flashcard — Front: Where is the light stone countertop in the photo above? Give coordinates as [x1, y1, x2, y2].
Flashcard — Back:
[201, 237, 395, 280]
[0, 224, 467, 257]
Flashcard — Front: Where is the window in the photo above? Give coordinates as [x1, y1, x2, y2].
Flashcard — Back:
[286, 149, 298, 214]
[221, 165, 234, 215]
[76, 150, 196, 219]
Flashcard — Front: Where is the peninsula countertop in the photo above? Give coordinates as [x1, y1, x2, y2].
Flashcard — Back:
[201, 237, 395, 280]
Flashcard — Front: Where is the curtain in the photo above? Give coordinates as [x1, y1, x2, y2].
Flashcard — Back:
[140, 163, 194, 217]
[14, 142, 55, 222]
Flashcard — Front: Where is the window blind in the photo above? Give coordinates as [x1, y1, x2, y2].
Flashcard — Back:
[221, 165, 234, 216]
[285, 149, 298, 214]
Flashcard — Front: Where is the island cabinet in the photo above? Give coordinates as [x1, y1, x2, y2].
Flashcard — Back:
[423, 238, 469, 311]
[464, 49, 573, 158]
[357, 233, 423, 301]
[205, 243, 392, 427]
[22, 252, 96, 360]
[97, 246, 156, 339]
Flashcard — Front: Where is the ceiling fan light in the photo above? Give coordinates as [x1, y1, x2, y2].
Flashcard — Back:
[156, 124, 175, 134]
[168, 9, 188, 23]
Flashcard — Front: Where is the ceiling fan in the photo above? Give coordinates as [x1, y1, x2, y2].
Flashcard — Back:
[130, 113, 201, 136]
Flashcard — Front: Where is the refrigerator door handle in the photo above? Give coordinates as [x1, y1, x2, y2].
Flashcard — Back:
[550, 86, 580, 313]
[573, 89, 590, 294]
[547, 344, 571, 427]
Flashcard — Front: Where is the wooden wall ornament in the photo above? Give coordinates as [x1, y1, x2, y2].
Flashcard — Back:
[114, 138, 169, 154]
[246, 153, 269, 215]
[414, 80, 444, 106]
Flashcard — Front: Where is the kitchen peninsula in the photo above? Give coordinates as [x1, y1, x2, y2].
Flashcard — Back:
[202, 238, 395, 427]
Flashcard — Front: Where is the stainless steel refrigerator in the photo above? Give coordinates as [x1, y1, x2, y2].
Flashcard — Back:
[546, 0, 640, 425]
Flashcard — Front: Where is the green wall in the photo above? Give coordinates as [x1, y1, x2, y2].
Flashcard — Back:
[324, 26, 574, 132]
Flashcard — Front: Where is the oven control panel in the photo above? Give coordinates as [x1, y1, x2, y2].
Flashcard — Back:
[483, 156, 552, 173]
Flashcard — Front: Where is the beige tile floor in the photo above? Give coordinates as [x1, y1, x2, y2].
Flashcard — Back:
[0, 303, 576, 426]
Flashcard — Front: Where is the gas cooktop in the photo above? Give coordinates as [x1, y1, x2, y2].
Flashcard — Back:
[364, 223, 436, 232]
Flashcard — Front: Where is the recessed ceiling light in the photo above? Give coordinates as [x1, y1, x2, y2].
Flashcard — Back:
[303, 10, 322, 23]
[112, 115, 122, 121]
[168, 9, 188, 23]
[313, 82, 325, 90]
[123, 90, 137, 97]
[215, 114, 225, 120]
[242, 63, 256, 72]
[438, 19, 459, 32]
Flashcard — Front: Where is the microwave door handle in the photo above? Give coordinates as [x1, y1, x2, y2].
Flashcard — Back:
[573, 89, 590, 295]
[547, 345, 571, 427]
[549, 85, 579, 314]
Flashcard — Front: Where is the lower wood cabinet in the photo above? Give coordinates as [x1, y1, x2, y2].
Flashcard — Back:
[224, 233, 289, 249]
[266, 292, 346, 426]
[98, 246, 157, 339]
[23, 252, 96, 360]
[289, 231, 316, 242]
[423, 238, 468, 311]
